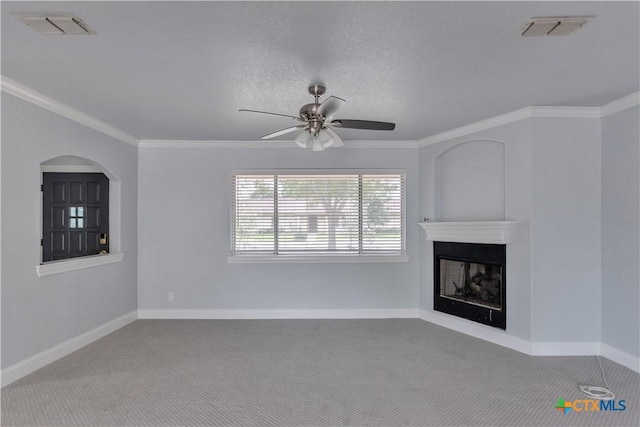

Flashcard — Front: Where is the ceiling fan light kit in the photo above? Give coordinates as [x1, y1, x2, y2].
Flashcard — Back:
[240, 85, 395, 151]
[294, 128, 342, 152]
[294, 130, 312, 149]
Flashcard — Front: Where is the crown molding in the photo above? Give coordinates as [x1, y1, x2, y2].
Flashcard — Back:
[139, 139, 420, 149]
[417, 93, 636, 147]
[139, 140, 291, 149]
[3, 76, 635, 150]
[418, 107, 533, 147]
[1, 76, 139, 147]
[347, 140, 419, 149]
[601, 91, 640, 117]
[529, 106, 601, 118]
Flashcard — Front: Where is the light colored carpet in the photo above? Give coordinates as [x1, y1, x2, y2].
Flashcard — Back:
[1, 319, 638, 426]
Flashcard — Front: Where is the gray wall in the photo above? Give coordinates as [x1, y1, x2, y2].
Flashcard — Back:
[418, 121, 533, 342]
[530, 118, 602, 343]
[435, 140, 506, 221]
[138, 146, 420, 311]
[418, 116, 603, 344]
[3, 86, 637, 370]
[601, 106, 640, 357]
[1, 93, 138, 368]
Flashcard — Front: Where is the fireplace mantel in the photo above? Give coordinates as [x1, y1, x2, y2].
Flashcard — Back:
[418, 221, 517, 244]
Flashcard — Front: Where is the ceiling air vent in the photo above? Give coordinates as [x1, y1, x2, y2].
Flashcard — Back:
[13, 12, 96, 35]
[521, 16, 594, 37]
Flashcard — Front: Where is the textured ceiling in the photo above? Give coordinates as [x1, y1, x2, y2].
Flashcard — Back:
[1, 1, 638, 142]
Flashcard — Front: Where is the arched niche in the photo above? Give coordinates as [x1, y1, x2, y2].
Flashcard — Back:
[41, 155, 119, 181]
[434, 140, 505, 221]
[40, 155, 122, 256]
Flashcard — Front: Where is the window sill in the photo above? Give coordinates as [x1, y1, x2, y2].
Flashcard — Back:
[227, 254, 409, 264]
[36, 253, 124, 277]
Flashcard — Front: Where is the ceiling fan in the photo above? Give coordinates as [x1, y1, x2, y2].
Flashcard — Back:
[239, 85, 395, 151]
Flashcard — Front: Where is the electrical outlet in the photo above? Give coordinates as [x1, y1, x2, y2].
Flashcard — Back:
[168, 292, 175, 302]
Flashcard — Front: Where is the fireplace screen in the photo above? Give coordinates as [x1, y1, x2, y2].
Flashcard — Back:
[433, 241, 506, 329]
[439, 259, 502, 310]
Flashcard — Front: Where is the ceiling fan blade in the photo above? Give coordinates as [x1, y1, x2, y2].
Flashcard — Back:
[317, 96, 346, 122]
[324, 127, 344, 147]
[261, 125, 306, 140]
[239, 109, 302, 121]
[333, 119, 395, 131]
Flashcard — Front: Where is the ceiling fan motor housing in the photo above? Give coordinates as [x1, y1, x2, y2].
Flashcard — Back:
[300, 103, 320, 120]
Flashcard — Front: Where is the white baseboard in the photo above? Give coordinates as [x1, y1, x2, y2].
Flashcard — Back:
[601, 343, 640, 373]
[138, 308, 420, 320]
[419, 309, 533, 354]
[418, 310, 640, 372]
[1, 311, 138, 388]
[530, 341, 601, 356]
[4, 308, 635, 389]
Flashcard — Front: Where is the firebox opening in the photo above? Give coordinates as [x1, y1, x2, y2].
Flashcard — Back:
[434, 242, 506, 329]
[439, 259, 502, 309]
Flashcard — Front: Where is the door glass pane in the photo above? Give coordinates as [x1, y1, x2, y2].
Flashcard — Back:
[68, 206, 85, 228]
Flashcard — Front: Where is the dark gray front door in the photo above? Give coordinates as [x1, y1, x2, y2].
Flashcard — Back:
[42, 173, 109, 262]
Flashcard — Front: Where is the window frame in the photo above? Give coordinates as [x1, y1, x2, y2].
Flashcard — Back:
[228, 169, 408, 264]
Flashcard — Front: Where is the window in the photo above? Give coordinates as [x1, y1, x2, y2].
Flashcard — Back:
[231, 171, 405, 258]
[42, 172, 109, 262]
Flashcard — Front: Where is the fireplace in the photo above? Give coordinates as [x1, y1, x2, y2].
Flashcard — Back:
[434, 241, 506, 329]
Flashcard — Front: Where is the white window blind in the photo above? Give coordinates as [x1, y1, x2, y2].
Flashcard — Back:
[231, 172, 405, 257]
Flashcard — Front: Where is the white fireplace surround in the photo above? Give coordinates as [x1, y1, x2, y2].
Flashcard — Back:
[418, 221, 518, 244]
